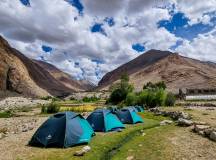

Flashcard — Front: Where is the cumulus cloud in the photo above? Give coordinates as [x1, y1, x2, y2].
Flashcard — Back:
[0, 0, 216, 84]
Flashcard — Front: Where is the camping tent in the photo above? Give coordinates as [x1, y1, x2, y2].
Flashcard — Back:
[87, 109, 125, 132]
[115, 108, 143, 124]
[135, 106, 144, 112]
[29, 112, 94, 148]
[128, 106, 139, 112]
[108, 106, 118, 113]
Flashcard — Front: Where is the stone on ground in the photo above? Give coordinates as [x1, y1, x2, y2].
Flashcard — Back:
[160, 120, 173, 126]
[210, 132, 216, 141]
[177, 118, 193, 126]
[74, 146, 91, 157]
[193, 125, 211, 132]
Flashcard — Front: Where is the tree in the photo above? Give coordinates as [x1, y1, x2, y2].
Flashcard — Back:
[165, 92, 176, 106]
[107, 73, 133, 105]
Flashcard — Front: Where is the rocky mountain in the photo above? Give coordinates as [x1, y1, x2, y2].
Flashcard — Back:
[98, 50, 216, 93]
[0, 35, 92, 98]
[34, 60, 95, 91]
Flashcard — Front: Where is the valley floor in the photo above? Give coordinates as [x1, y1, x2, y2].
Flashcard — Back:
[0, 105, 216, 160]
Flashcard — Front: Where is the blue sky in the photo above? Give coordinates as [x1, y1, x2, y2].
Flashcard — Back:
[1, 0, 216, 83]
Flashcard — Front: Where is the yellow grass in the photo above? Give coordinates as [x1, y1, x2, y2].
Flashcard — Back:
[60, 104, 99, 112]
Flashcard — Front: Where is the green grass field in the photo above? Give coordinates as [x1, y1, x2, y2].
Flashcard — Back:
[29, 112, 176, 160]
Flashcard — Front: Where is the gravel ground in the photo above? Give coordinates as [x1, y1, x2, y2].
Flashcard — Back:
[0, 97, 49, 111]
[0, 116, 47, 160]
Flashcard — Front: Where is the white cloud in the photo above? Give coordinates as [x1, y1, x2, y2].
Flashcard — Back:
[176, 34, 216, 62]
[0, 0, 216, 84]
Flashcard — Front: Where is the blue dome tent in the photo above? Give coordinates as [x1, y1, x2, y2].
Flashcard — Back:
[87, 109, 125, 132]
[116, 108, 143, 124]
[29, 112, 94, 148]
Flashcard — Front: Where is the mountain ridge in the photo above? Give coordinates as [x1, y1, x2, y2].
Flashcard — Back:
[0, 35, 93, 97]
[98, 50, 216, 93]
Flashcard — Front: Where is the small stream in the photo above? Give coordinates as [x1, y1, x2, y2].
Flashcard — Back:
[104, 124, 160, 160]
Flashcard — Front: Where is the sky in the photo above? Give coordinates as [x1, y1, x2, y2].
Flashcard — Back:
[0, 0, 216, 84]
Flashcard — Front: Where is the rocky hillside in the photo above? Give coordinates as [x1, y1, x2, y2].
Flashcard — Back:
[98, 50, 216, 93]
[34, 60, 95, 91]
[0, 35, 91, 97]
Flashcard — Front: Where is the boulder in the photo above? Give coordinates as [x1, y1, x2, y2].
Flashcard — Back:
[160, 120, 173, 126]
[177, 118, 193, 126]
[210, 132, 216, 141]
[193, 125, 211, 133]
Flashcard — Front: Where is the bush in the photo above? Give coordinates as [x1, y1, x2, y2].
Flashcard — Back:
[82, 96, 100, 102]
[0, 110, 13, 118]
[125, 92, 137, 106]
[165, 92, 176, 106]
[108, 88, 128, 105]
[137, 89, 166, 108]
[41, 102, 60, 114]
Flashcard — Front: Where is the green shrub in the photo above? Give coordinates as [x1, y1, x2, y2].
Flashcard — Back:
[137, 89, 166, 108]
[165, 92, 176, 106]
[51, 97, 61, 102]
[41, 102, 60, 114]
[108, 88, 128, 105]
[0, 110, 13, 118]
[125, 92, 137, 106]
[82, 96, 100, 102]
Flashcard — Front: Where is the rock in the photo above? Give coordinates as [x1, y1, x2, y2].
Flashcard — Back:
[74, 146, 91, 156]
[73, 150, 85, 156]
[160, 120, 173, 126]
[193, 125, 211, 133]
[193, 121, 207, 125]
[204, 128, 214, 137]
[179, 111, 190, 119]
[210, 132, 216, 141]
[82, 146, 91, 152]
[126, 156, 134, 160]
[141, 133, 146, 136]
[177, 118, 193, 126]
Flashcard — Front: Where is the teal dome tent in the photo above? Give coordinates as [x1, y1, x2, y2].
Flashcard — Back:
[116, 108, 143, 124]
[29, 112, 94, 148]
[87, 109, 125, 132]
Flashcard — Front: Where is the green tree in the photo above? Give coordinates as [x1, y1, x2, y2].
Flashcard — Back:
[107, 73, 133, 105]
[125, 92, 137, 106]
[165, 92, 176, 106]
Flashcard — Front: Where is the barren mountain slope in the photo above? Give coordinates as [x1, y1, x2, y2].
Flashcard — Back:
[0, 35, 74, 97]
[34, 60, 95, 91]
[98, 50, 216, 93]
